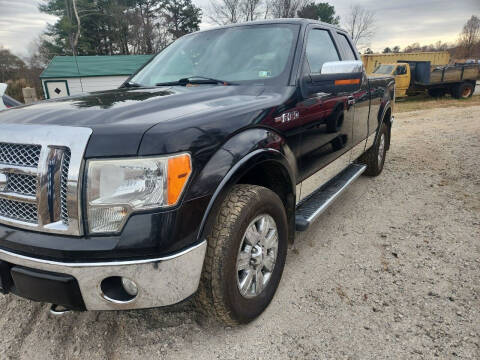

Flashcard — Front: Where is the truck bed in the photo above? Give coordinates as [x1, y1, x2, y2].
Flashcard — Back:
[429, 64, 480, 85]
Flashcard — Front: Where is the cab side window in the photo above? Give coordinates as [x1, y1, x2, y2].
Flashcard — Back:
[336, 33, 357, 60]
[305, 29, 340, 74]
[396, 65, 407, 75]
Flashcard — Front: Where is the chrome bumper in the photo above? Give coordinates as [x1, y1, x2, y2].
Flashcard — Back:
[0, 241, 207, 310]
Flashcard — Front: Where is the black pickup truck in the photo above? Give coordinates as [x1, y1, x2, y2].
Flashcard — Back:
[0, 19, 394, 324]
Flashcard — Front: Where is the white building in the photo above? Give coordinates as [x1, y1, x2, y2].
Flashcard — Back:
[40, 55, 153, 99]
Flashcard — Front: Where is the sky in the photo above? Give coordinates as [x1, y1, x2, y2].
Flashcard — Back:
[0, 0, 478, 57]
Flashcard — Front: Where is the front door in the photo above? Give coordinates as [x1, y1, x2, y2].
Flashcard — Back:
[394, 64, 409, 97]
[295, 27, 355, 201]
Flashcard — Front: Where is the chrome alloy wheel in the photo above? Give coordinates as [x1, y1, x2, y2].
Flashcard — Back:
[378, 133, 386, 167]
[236, 214, 278, 298]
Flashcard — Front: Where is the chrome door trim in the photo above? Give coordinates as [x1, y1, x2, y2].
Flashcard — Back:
[296, 140, 367, 203]
[350, 139, 367, 162]
[297, 150, 350, 203]
[365, 132, 376, 150]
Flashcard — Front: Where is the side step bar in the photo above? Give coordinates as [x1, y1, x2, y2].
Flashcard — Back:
[295, 164, 366, 231]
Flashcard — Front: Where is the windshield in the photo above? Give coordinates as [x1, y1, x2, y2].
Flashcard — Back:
[130, 24, 299, 86]
[373, 65, 395, 75]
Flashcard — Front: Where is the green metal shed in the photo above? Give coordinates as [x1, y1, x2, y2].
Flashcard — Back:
[40, 55, 153, 99]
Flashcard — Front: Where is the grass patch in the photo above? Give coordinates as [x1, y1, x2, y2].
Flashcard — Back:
[394, 94, 480, 113]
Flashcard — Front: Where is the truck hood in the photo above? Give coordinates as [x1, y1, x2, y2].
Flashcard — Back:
[0, 85, 284, 157]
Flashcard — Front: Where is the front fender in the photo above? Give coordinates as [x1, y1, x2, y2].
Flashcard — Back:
[185, 128, 297, 242]
[187, 128, 296, 201]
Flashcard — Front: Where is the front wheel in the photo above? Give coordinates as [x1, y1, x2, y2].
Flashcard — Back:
[196, 184, 288, 325]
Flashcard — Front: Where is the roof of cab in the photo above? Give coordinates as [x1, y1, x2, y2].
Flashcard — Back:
[192, 18, 345, 34]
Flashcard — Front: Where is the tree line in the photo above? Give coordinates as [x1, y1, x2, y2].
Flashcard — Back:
[5, 0, 374, 101]
[365, 16, 480, 59]
[37, 0, 202, 61]
[1, 0, 478, 103]
[32, 0, 376, 63]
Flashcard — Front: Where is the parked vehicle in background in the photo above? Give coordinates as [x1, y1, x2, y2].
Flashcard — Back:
[0, 83, 21, 110]
[0, 19, 394, 325]
[361, 51, 450, 74]
[373, 61, 479, 98]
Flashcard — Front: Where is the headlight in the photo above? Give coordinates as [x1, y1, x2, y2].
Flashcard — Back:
[86, 153, 191, 234]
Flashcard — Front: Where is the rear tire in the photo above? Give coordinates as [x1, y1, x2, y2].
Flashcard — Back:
[359, 122, 388, 177]
[451, 82, 474, 99]
[196, 184, 288, 325]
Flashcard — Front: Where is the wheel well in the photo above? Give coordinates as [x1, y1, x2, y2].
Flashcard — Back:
[238, 161, 293, 208]
[237, 161, 295, 243]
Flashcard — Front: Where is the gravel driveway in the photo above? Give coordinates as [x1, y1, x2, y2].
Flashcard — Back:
[1, 104, 479, 360]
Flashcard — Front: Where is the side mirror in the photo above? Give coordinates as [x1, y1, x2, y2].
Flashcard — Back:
[301, 60, 364, 97]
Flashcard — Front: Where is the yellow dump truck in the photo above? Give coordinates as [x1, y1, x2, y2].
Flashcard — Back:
[361, 52, 451, 74]
[372, 61, 479, 98]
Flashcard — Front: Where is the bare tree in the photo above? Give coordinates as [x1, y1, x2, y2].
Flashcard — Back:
[209, 0, 242, 24]
[209, 0, 266, 24]
[210, 0, 270, 24]
[268, 0, 306, 18]
[241, 0, 263, 21]
[344, 5, 375, 47]
[459, 15, 480, 58]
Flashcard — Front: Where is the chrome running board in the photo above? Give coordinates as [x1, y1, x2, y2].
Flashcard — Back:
[295, 164, 366, 231]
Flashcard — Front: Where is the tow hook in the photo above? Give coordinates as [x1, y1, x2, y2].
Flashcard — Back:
[49, 304, 71, 316]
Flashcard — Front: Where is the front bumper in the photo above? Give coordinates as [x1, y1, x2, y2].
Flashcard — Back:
[0, 241, 206, 310]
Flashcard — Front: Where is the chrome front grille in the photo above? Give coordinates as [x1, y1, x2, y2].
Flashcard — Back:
[60, 149, 71, 225]
[0, 143, 41, 167]
[0, 198, 38, 223]
[0, 124, 92, 236]
[6, 173, 37, 196]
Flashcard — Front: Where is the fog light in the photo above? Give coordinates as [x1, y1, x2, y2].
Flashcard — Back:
[121, 277, 138, 296]
[100, 276, 138, 303]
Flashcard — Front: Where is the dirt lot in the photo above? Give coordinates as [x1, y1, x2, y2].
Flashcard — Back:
[1, 104, 479, 360]
[395, 92, 480, 113]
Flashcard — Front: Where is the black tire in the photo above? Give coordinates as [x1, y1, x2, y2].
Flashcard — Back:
[359, 122, 388, 177]
[451, 82, 474, 99]
[196, 184, 288, 325]
[427, 88, 446, 98]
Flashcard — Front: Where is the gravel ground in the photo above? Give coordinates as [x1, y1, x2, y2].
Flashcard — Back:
[1, 105, 479, 360]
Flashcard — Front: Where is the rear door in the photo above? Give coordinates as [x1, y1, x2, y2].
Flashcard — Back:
[335, 32, 369, 159]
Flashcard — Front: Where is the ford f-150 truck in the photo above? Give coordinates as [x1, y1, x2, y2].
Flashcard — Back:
[0, 19, 394, 325]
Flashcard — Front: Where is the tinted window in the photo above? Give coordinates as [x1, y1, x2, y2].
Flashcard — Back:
[337, 33, 357, 60]
[305, 29, 339, 74]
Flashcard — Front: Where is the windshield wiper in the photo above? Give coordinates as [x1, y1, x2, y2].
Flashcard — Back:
[156, 76, 235, 87]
